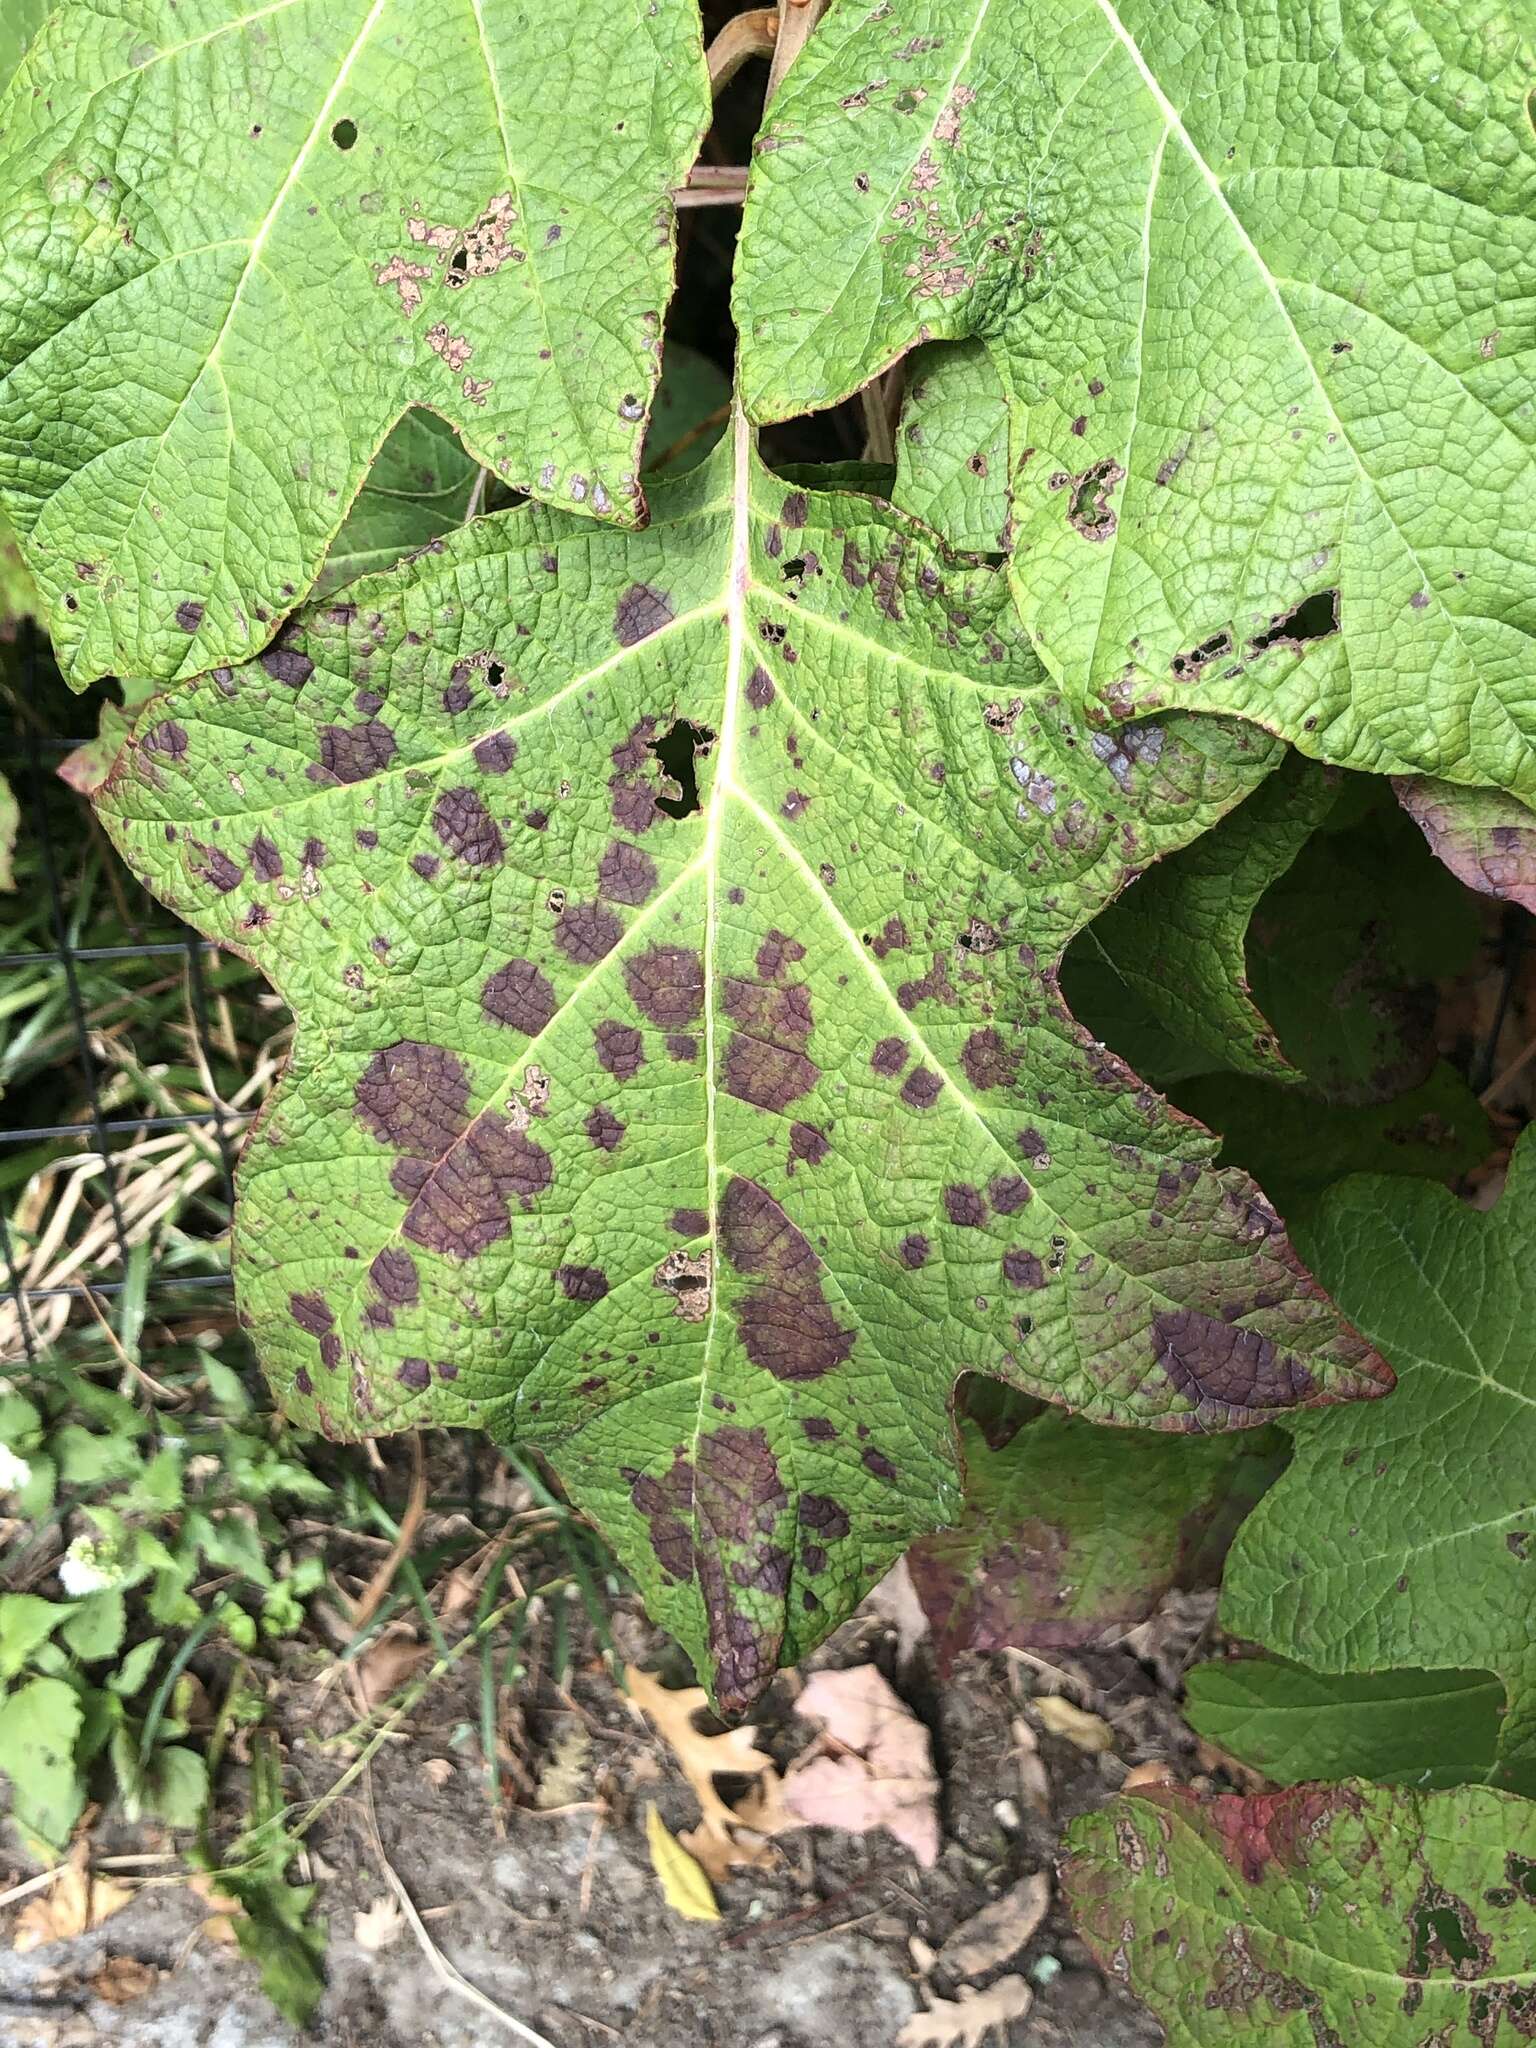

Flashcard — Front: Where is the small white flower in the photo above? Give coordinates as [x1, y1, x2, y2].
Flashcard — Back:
[58, 1535, 126, 1596]
[0, 1443, 31, 1494]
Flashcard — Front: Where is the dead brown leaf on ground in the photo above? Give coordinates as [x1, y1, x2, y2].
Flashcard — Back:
[898, 1975, 1034, 2046]
[12, 1845, 133, 1954]
[936, 1871, 1050, 1980]
[782, 1664, 940, 1867]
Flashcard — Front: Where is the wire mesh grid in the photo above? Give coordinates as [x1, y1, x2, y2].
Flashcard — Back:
[0, 630, 268, 1362]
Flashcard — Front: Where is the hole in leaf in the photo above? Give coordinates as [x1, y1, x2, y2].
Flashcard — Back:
[648, 720, 716, 820]
[448, 246, 469, 279]
[331, 118, 357, 150]
[1249, 588, 1340, 655]
[782, 556, 808, 582]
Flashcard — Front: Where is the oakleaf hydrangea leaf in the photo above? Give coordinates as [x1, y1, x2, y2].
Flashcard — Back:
[736, 2, 1536, 795]
[96, 415, 1387, 1711]
[1395, 776, 1536, 917]
[1185, 1660, 1525, 1797]
[0, 0, 47, 85]
[894, 340, 1008, 554]
[0, 0, 709, 686]
[906, 1411, 1281, 1672]
[1064, 1779, 1536, 2046]
[1223, 1127, 1536, 1776]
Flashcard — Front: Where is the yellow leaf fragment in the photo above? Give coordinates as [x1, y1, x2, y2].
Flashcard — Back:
[1032, 1695, 1114, 1754]
[645, 1803, 721, 1923]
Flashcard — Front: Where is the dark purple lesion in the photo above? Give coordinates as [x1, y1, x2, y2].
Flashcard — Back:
[719, 1176, 854, 1380]
[353, 1039, 552, 1260]
[1151, 1306, 1314, 1421]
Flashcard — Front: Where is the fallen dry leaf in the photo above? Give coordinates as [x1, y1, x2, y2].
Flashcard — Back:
[1121, 1760, 1179, 1792]
[13, 1846, 133, 1954]
[783, 1664, 940, 1867]
[353, 1894, 405, 1953]
[86, 1954, 159, 2005]
[937, 1871, 1051, 1981]
[644, 1804, 720, 1923]
[535, 1721, 593, 1810]
[897, 1976, 1034, 2047]
[355, 1628, 429, 1707]
[1010, 1717, 1051, 1817]
[625, 1665, 790, 1878]
[421, 1758, 455, 1789]
[1032, 1694, 1114, 1754]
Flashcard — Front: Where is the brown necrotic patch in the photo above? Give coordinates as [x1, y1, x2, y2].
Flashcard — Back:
[481, 958, 557, 1035]
[669, 1207, 708, 1237]
[249, 833, 283, 881]
[723, 973, 819, 1113]
[584, 1104, 624, 1151]
[143, 719, 188, 759]
[557, 1263, 609, 1302]
[318, 719, 397, 784]
[943, 1184, 987, 1228]
[597, 839, 658, 905]
[901, 1066, 942, 1110]
[1152, 1307, 1314, 1418]
[961, 1027, 1016, 1092]
[260, 643, 315, 688]
[719, 1176, 854, 1380]
[871, 1035, 909, 1077]
[614, 582, 675, 647]
[354, 1040, 551, 1259]
[625, 946, 704, 1029]
[1063, 457, 1125, 542]
[369, 1247, 419, 1305]
[433, 786, 504, 865]
[629, 1450, 695, 1582]
[472, 730, 516, 774]
[595, 1019, 646, 1079]
[1003, 1247, 1045, 1289]
[695, 1425, 792, 1712]
[555, 899, 623, 963]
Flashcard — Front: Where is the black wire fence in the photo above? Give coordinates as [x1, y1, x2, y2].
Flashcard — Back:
[0, 630, 271, 1362]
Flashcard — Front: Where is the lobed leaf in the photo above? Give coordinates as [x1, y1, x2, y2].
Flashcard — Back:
[0, 0, 710, 685]
[736, 1, 1536, 795]
[96, 415, 1387, 1710]
[1064, 1779, 1536, 2046]
[1223, 1127, 1536, 1776]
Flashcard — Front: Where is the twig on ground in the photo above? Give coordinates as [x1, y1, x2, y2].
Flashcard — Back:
[362, 1769, 564, 2048]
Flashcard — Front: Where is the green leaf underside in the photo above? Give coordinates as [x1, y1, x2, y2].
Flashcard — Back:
[97, 414, 1387, 1712]
[0, 0, 709, 686]
[1395, 775, 1536, 917]
[1063, 756, 1337, 1093]
[736, 0, 1536, 796]
[906, 1410, 1279, 1671]
[317, 408, 482, 598]
[1064, 1781, 1536, 2047]
[1185, 1659, 1525, 1797]
[1179, 1061, 1494, 1218]
[1223, 1127, 1536, 1775]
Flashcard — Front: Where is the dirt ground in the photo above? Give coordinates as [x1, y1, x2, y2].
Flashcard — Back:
[0, 1571, 1213, 2048]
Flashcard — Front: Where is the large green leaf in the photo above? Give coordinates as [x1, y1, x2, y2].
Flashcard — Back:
[1224, 1126, 1536, 1777]
[0, 0, 48, 84]
[736, 2, 1536, 795]
[0, 0, 709, 686]
[1064, 1779, 1536, 2047]
[906, 1411, 1281, 1671]
[1185, 1659, 1523, 1796]
[96, 415, 1387, 1711]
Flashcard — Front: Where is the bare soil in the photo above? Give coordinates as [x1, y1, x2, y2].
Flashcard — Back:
[0, 1581, 1213, 2048]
